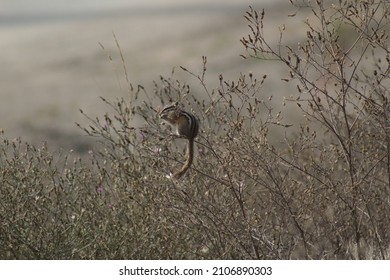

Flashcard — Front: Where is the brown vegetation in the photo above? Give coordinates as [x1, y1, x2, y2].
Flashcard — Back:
[1, 0, 389, 259]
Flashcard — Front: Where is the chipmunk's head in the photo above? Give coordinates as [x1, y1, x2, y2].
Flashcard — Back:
[159, 102, 181, 122]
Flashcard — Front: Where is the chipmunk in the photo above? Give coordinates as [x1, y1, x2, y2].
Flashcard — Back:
[159, 102, 199, 179]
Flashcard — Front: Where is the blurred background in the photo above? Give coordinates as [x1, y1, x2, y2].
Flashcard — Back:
[0, 0, 304, 154]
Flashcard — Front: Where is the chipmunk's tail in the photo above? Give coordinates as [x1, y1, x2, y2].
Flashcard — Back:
[173, 138, 194, 179]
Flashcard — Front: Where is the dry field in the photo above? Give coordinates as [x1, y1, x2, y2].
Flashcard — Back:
[1, 0, 389, 260]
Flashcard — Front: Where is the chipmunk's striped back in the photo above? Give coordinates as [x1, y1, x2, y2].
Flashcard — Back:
[177, 110, 199, 140]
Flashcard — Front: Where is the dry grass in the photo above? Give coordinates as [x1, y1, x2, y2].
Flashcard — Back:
[1, 0, 390, 259]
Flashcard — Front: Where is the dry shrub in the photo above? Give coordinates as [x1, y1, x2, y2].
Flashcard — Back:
[1, 0, 389, 259]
